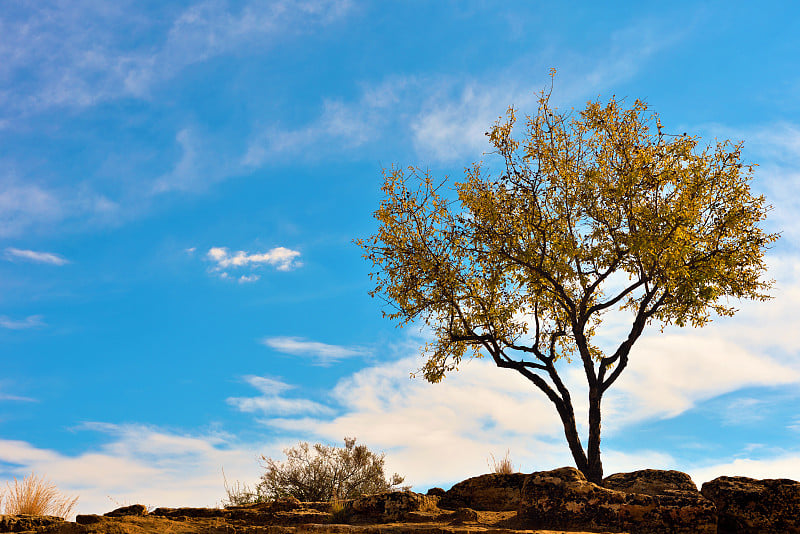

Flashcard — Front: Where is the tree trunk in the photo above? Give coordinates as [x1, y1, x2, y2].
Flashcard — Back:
[585, 385, 604, 484]
[553, 398, 589, 477]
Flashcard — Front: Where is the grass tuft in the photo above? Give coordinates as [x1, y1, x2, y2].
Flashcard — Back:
[1, 472, 79, 519]
[329, 496, 350, 523]
[487, 450, 515, 474]
[220, 468, 264, 507]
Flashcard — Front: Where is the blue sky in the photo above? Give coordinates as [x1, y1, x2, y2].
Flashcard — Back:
[2, 0, 800, 515]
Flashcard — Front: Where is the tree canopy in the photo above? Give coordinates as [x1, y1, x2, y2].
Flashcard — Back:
[358, 81, 778, 483]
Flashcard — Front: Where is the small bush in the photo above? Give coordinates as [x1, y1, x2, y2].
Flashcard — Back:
[487, 450, 515, 474]
[259, 437, 406, 502]
[1, 473, 78, 519]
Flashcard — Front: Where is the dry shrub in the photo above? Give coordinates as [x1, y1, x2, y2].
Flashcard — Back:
[1, 473, 78, 519]
[259, 437, 407, 502]
[487, 450, 515, 474]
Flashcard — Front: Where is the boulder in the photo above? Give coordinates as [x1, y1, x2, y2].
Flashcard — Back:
[350, 491, 425, 521]
[701, 475, 800, 533]
[0, 514, 67, 532]
[439, 473, 527, 511]
[448, 507, 479, 524]
[104, 504, 148, 517]
[603, 469, 698, 496]
[517, 466, 717, 534]
[426, 487, 445, 497]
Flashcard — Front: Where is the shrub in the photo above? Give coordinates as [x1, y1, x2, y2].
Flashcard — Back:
[220, 468, 266, 507]
[1, 473, 79, 519]
[487, 450, 515, 474]
[257, 437, 407, 502]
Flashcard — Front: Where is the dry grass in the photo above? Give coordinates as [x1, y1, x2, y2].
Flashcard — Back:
[1, 472, 78, 519]
[220, 467, 265, 507]
[328, 496, 350, 523]
[487, 450, 515, 474]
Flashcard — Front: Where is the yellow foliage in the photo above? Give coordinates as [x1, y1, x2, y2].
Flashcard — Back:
[357, 83, 777, 386]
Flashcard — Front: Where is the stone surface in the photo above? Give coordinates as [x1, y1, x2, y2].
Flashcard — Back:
[104, 504, 148, 517]
[439, 473, 528, 511]
[426, 487, 445, 496]
[603, 469, 698, 496]
[21, 467, 800, 533]
[518, 466, 717, 534]
[16, 506, 624, 533]
[349, 490, 426, 521]
[0, 514, 66, 532]
[701, 475, 800, 533]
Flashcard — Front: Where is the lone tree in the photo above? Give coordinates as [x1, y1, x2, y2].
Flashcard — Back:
[358, 84, 778, 484]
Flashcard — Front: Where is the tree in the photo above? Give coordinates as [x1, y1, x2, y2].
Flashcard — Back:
[357, 82, 778, 484]
[257, 437, 406, 501]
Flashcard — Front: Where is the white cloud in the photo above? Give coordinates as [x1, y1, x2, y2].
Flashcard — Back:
[602, 334, 799, 430]
[263, 336, 367, 365]
[689, 453, 800, 486]
[226, 375, 333, 416]
[0, 315, 45, 330]
[4, 247, 69, 265]
[0, 424, 281, 516]
[206, 246, 302, 278]
[263, 355, 571, 488]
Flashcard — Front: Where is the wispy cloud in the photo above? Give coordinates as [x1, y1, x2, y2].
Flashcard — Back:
[0, 175, 118, 238]
[263, 336, 368, 365]
[4, 247, 69, 265]
[226, 375, 332, 416]
[0, 1, 353, 119]
[0, 315, 45, 330]
[0, 382, 37, 403]
[245, 16, 684, 166]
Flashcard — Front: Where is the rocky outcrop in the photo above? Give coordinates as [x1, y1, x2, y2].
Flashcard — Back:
[438, 473, 527, 511]
[14, 467, 800, 534]
[103, 504, 148, 517]
[603, 469, 698, 496]
[517, 466, 717, 534]
[701, 475, 800, 533]
[0, 514, 67, 532]
[349, 490, 428, 521]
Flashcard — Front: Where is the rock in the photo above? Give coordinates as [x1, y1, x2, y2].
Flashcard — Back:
[603, 469, 698, 496]
[449, 507, 479, 524]
[75, 514, 103, 524]
[273, 509, 331, 524]
[350, 491, 425, 521]
[149, 506, 229, 518]
[104, 504, 148, 517]
[701, 475, 800, 533]
[0, 514, 67, 532]
[426, 487, 445, 497]
[439, 473, 527, 511]
[517, 466, 717, 534]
